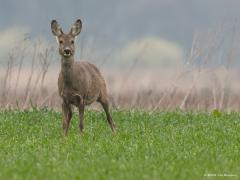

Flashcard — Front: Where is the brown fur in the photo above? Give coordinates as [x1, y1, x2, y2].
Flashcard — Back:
[51, 19, 116, 135]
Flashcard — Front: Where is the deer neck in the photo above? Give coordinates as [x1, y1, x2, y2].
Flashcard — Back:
[61, 56, 74, 87]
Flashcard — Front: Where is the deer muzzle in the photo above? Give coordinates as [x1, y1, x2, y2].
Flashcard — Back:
[63, 47, 72, 57]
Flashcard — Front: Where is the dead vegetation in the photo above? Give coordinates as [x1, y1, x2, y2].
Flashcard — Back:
[1, 23, 240, 111]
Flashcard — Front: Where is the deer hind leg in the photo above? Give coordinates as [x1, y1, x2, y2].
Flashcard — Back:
[98, 96, 116, 133]
[62, 102, 72, 136]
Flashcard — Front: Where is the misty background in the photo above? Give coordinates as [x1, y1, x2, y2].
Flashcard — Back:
[1, 0, 240, 68]
[1, 0, 240, 110]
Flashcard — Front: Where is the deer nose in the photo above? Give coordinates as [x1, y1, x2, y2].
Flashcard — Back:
[64, 48, 71, 55]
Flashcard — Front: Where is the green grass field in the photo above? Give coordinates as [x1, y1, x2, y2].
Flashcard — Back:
[0, 109, 239, 180]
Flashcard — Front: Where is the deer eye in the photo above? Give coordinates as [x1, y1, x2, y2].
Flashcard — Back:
[59, 40, 63, 44]
[71, 40, 74, 44]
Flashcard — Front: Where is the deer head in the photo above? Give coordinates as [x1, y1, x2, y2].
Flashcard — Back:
[51, 19, 82, 58]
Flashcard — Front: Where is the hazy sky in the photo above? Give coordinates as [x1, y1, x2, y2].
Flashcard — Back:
[0, 0, 240, 66]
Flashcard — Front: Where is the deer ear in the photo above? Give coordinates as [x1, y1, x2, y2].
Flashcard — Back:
[70, 19, 82, 36]
[51, 20, 63, 36]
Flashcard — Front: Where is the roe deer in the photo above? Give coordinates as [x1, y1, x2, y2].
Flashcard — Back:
[51, 19, 116, 135]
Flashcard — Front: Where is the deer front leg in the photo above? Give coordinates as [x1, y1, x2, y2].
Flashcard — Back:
[78, 100, 85, 132]
[62, 102, 72, 136]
